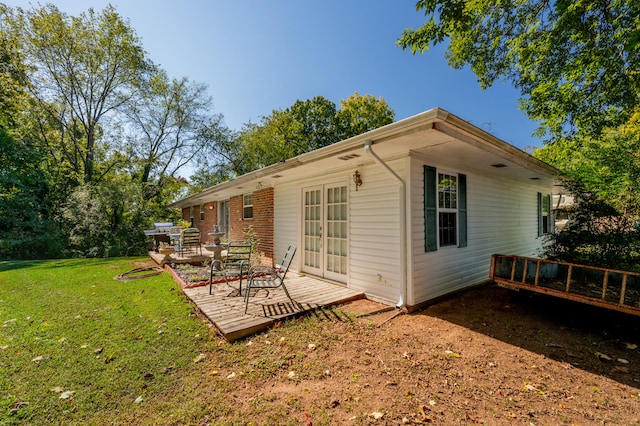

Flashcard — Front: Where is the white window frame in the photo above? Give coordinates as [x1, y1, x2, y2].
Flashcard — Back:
[243, 194, 253, 220]
[437, 172, 458, 247]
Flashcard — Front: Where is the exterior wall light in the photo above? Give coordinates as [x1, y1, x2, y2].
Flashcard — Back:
[353, 170, 362, 191]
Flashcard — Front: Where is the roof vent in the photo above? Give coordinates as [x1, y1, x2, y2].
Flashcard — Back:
[530, 177, 541, 180]
[338, 153, 361, 161]
[491, 163, 507, 168]
[271, 174, 283, 179]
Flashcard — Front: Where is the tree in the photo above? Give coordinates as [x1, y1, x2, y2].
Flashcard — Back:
[336, 92, 395, 139]
[534, 124, 640, 217]
[237, 110, 306, 172]
[289, 96, 339, 150]
[398, 0, 640, 139]
[533, 120, 640, 270]
[0, 5, 63, 258]
[123, 69, 224, 198]
[21, 4, 151, 183]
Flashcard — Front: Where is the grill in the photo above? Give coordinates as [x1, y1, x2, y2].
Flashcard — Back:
[144, 222, 174, 252]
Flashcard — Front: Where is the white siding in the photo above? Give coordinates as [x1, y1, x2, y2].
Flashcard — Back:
[274, 181, 300, 271]
[409, 155, 552, 305]
[348, 159, 406, 304]
[273, 160, 407, 304]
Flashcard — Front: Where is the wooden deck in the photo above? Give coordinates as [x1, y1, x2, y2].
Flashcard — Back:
[182, 272, 365, 341]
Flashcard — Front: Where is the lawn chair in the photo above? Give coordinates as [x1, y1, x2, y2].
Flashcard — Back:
[180, 228, 201, 256]
[209, 241, 252, 296]
[244, 245, 297, 314]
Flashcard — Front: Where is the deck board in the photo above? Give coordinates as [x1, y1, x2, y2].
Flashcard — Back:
[182, 272, 364, 341]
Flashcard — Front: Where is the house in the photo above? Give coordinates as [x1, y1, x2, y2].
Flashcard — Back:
[169, 108, 559, 310]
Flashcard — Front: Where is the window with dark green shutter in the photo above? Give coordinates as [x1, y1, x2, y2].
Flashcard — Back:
[424, 166, 467, 251]
[537, 192, 552, 235]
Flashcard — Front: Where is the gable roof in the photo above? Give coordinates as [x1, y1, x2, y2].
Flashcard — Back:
[170, 107, 558, 208]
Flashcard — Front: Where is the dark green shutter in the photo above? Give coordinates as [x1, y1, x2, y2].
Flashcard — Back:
[537, 192, 542, 236]
[458, 173, 467, 248]
[546, 194, 553, 233]
[424, 165, 437, 252]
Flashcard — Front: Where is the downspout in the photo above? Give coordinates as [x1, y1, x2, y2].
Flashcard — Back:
[363, 140, 408, 309]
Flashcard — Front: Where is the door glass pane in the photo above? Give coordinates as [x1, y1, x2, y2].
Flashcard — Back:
[325, 185, 347, 275]
[304, 189, 321, 269]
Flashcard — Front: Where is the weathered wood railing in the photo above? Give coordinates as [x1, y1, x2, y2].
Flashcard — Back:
[490, 254, 640, 316]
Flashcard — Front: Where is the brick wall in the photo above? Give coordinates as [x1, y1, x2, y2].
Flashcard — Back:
[228, 188, 275, 266]
[181, 202, 217, 243]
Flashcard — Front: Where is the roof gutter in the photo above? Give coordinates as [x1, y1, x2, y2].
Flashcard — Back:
[364, 140, 408, 310]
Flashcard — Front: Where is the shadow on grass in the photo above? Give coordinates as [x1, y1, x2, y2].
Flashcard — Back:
[0, 257, 140, 273]
[0, 260, 42, 272]
[417, 283, 640, 389]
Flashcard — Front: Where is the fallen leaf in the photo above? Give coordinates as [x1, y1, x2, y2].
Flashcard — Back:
[94, 348, 103, 354]
[193, 353, 205, 363]
[57, 337, 66, 343]
[613, 365, 629, 373]
[226, 372, 236, 379]
[0, 345, 8, 350]
[288, 371, 296, 378]
[80, 344, 89, 349]
[524, 383, 539, 392]
[370, 412, 384, 420]
[31, 355, 45, 363]
[308, 343, 316, 350]
[617, 358, 629, 364]
[596, 352, 612, 361]
[134, 396, 143, 404]
[11, 401, 28, 409]
[59, 390, 75, 399]
[624, 342, 637, 350]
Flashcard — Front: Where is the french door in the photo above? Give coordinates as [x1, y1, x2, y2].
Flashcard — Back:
[302, 183, 348, 283]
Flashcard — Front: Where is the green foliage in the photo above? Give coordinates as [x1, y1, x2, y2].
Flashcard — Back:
[22, 4, 151, 184]
[59, 177, 182, 258]
[211, 93, 395, 177]
[1, 4, 219, 258]
[534, 125, 640, 216]
[335, 92, 395, 139]
[124, 69, 220, 187]
[534, 124, 640, 270]
[541, 179, 640, 271]
[398, 0, 640, 139]
[0, 128, 64, 259]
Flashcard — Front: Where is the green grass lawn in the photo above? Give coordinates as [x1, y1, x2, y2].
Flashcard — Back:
[0, 258, 371, 426]
[0, 258, 219, 425]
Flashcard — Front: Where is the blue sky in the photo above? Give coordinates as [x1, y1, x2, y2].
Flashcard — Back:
[9, 0, 544, 150]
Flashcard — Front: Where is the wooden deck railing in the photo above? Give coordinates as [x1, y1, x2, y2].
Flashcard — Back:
[490, 254, 640, 316]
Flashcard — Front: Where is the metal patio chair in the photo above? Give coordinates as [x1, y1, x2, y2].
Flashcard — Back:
[209, 241, 252, 296]
[244, 245, 297, 314]
[179, 227, 202, 256]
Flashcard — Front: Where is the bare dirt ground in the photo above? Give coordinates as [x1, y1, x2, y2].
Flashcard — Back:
[329, 286, 640, 424]
[171, 264, 640, 425]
